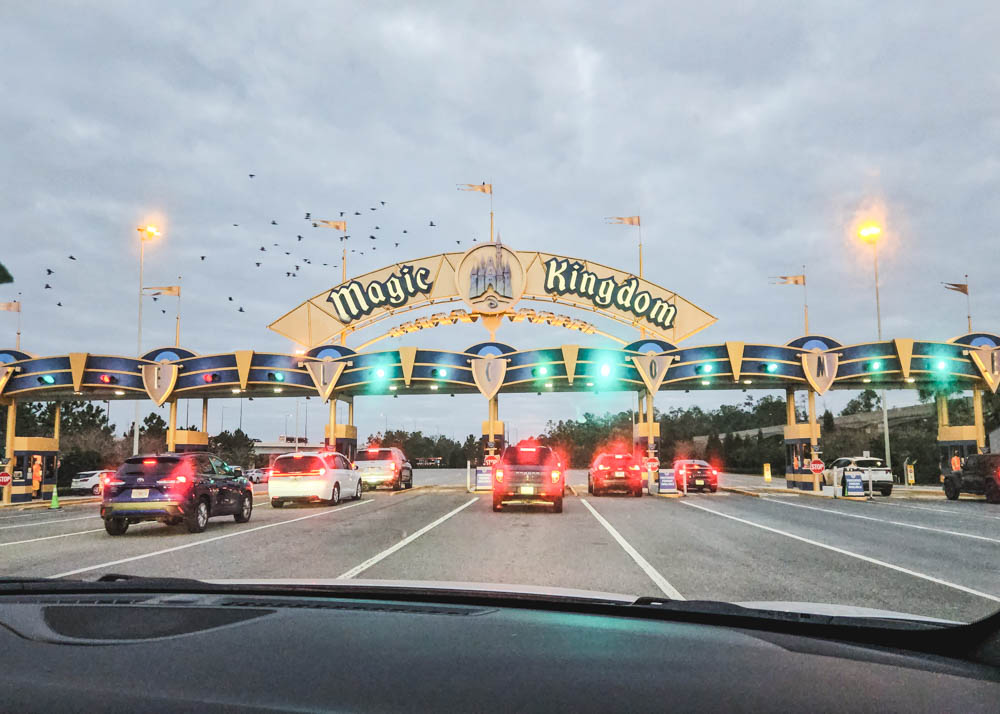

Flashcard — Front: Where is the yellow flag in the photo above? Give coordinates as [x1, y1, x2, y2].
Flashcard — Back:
[145, 285, 181, 296]
[0, 301, 20, 312]
[607, 216, 640, 226]
[318, 220, 347, 231]
[458, 183, 493, 194]
[772, 275, 805, 286]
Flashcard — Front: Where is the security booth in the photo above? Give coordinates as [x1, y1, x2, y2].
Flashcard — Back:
[11, 437, 59, 504]
[173, 429, 209, 453]
[325, 423, 358, 461]
[783, 388, 822, 491]
[935, 388, 987, 480]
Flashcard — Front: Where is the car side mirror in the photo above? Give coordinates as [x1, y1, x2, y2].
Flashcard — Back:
[352, 463, 359, 470]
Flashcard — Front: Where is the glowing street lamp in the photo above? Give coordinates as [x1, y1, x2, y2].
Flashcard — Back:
[132, 223, 162, 455]
[858, 221, 892, 484]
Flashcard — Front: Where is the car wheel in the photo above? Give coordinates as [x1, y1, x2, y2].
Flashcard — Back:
[234, 494, 252, 522]
[552, 497, 563, 513]
[879, 485, 893, 497]
[354, 480, 362, 500]
[104, 518, 128, 536]
[985, 480, 1000, 504]
[392, 477, 402, 491]
[709, 486, 718, 493]
[943, 480, 960, 501]
[186, 499, 210, 533]
[405, 470, 413, 488]
[492, 497, 503, 512]
[271, 498, 284, 508]
[91, 484, 102, 496]
[330, 483, 341, 506]
[633, 487, 643, 497]
[587, 476, 593, 494]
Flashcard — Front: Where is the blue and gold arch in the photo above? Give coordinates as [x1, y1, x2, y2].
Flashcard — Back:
[1, 332, 999, 403]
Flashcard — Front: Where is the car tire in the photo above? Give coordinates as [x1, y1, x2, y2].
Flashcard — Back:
[587, 477, 593, 494]
[91, 484, 102, 496]
[330, 483, 341, 506]
[354, 480, 362, 500]
[234, 494, 252, 522]
[492, 497, 503, 512]
[186, 499, 210, 533]
[633, 487, 642, 497]
[552, 497, 563, 513]
[709, 486, 718, 493]
[392, 477, 401, 491]
[943, 480, 960, 501]
[879, 485, 893, 497]
[985, 480, 1000, 504]
[271, 498, 284, 508]
[405, 470, 413, 488]
[104, 518, 128, 536]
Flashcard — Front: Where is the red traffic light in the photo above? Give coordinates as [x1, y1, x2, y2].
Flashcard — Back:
[202, 373, 221, 383]
[98, 374, 118, 384]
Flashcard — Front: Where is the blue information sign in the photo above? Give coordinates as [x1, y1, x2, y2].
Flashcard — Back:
[844, 472, 864, 497]
[475, 466, 494, 491]
[658, 470, 676, 493]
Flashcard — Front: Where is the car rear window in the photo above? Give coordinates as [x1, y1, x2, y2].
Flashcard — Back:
[119, 457, 182, 477]
[596, 453, 635, 467]
[677, 460, 709, 468]
[502, 446, 554, 466]
[856, 459, 885, 468]
[355, 448, 396, 462]
[273, 455, 327, 473]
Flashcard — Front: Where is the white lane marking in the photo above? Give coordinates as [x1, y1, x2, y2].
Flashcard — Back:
[877, 501, 1000, 521]
[337, 497, 478, 579]
[682, 501, 1000, 604]
[580, 499, 684, 600]
[50, 499, 372, 579]
[761, 498, 1000, 544]
[1, 521, 158, 548]
[0, 515, 96, 531]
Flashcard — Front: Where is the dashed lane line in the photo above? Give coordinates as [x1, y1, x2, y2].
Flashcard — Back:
[337, 497, 479, 579]
[49, 499, 373, 579]
[760, 498, 1000, 544]
[682, 501, 1000, 604]
[580, 499, 684, 600]
[0, 514, 97, 531]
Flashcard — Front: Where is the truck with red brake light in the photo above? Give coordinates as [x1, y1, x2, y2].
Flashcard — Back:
[492, 441, 564, 513]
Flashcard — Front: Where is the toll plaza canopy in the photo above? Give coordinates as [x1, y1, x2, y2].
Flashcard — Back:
[1, 332, 999, 404]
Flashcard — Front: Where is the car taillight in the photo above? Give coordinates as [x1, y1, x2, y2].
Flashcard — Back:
[103, 475, 125, 486]
[495, 469, 504, 482]
[142, 459, 156, 465]
[391, 462, 398, 471]
[598, 464, 609, 470]
[628, 465, 640, 471]
[551, 470, 561, 483]
[711, 469, 718, 476]
[678, 468, 686, 477]
[156, 475, 189, 486]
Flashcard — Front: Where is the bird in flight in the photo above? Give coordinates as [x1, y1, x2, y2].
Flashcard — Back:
[380, 201, 386, 206]
[249, 174, 255, 179]
[255, 262, 261, 267]
[429, 221, 435, 227]
[46, 268, 54, 275]
[456, 240, 461, 245]
[271, 220, 278, 225]
[233, 223, 239, 227]
[238, 307, 245, 313]
[161, 309, 166, 314]
[312, 222, 318, 227]
[228, 296, 233, 302]
[394, 242, 399, 247]
[374, 225, 380, 230]
[260, 246, 266, 251]
[200, 256, 206, 261]
[370, 207, 376, 211]
[354, 211, 361, 215]
[403, 229, 407, 234]
[68, 255, 77, 260]
[369, 235, 376, 240]
[56, 302, 62, 307]
[297, 235, 303, 241]
[44, 283, 51, 289]
[339, 211, 345, 217]
[304, 212, 311, 219]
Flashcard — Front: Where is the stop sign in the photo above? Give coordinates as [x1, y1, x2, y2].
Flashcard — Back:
[644, 457, 659, 472]
[0, 472, 11, 487]
[484, 454, 499, 467]
[810, 459, 825, 475]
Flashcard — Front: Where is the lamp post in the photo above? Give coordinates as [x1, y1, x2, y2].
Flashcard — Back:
[859, 223, 892, 490]
[133, 224, 160, 455]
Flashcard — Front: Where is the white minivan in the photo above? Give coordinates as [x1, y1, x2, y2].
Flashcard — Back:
[268, 451, 361, 508]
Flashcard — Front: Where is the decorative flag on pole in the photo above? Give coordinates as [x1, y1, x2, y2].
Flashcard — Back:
[943, 282, 969, 295]
[606, 216, 640, 226]
[0, 301, 20, 312]
[318, 220, 347, 231]
[145, 286, 181, 297]
[0, 262, 11, 284]
[772, 275, 806, 286]
[458, 183, 492, 194]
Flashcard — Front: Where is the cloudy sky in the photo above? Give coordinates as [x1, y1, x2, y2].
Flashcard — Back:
[2, 2, 998, 443]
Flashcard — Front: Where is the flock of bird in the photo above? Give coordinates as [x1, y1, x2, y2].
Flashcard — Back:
[33, 173, 482, 320]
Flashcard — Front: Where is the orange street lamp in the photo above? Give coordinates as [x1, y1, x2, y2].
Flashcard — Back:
[133, 223, 162, 455]
[858, 221, 892, 487]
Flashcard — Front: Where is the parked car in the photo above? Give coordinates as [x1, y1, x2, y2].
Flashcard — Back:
[943, 453, 1000, 503]
[70, 469, 115, 496]
[673, 460, 719, 493]
[824, 457, 893, 496]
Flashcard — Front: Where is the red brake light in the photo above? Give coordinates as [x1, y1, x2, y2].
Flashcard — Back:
[614, 454, 623, 459]
[495, 469, 504, 482]
[550, 470, 561, 483]
[519, 447, 536, 452]
[368, 448, 379, 453]
[598, 464, 609, 470]
[142, 459, 156, 465]
[711, 468, 718, 476]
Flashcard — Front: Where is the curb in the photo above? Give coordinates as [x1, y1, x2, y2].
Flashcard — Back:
[719, 487, 763, 498]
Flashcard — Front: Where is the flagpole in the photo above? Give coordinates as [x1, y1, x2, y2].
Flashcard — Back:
[802, 265, 809, 334]
[965, 273, 971, 332]
[174, 275, 182, 347]
[637, 210, 645, 339]
[340, 248, 347, 346]
[15, 293, 22, 351]
[489, 181, 494, 243]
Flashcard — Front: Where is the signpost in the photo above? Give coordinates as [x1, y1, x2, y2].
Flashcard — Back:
[475, 466, 493, 491]
[844, 471, 865, 498]
[657, 469, 677, 495]
[0, 471, 10, 506]
[809, 459, 824, 475]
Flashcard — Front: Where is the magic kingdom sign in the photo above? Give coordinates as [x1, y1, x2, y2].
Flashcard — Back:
[269, 242, 716, 347]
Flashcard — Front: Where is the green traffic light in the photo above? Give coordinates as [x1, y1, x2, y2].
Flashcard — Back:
[869, 360, 882, 371]
[40, 374, 55, 385]
[375, 368, 385, 378]
[538, 366, 548, 376]
[599, 364, 611, 377]
[765, 363, 778, 373]
[935, 360, 948, 371]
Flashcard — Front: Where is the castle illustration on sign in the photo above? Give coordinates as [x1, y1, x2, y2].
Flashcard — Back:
[467, 241, 513, 301]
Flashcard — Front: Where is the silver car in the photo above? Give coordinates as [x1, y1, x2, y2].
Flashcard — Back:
[70, 470, 115, 496]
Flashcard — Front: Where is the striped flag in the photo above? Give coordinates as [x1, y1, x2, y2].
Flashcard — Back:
[943, 282, 969, 295]
[607, 216, 640, 226]
[145, 285, 180, 297]
[318, 220, 347, 231]
[0, 301, 20, 312]
[772, 275, 806, 286]
[458, 183, 492, 194]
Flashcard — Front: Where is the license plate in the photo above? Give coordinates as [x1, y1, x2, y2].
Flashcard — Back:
[131, 489, 149, 499]
[614, 471, 625, 477]
[519, 486, 535, 495]
[694, 479, 704, 486]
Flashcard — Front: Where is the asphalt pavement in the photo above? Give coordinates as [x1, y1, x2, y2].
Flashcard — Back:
[2, 469, 998, 623]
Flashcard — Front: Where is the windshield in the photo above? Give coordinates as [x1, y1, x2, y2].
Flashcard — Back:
[2, 3, 998, 630]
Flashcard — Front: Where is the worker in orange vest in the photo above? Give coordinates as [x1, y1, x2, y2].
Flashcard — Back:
[950, 451, 962, 472]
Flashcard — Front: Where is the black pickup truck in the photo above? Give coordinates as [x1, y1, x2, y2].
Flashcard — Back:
[943, 453, 1000, 503]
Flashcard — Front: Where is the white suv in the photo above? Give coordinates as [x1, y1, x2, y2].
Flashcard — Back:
[824, 456, 894, 496]
[268, 451, 361, 508]
[71, 470, 115, 496]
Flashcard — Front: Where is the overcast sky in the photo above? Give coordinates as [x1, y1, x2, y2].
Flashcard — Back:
[2, 2, 998, 444]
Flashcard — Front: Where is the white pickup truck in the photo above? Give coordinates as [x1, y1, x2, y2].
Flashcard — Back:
[824, 456, 894, 496]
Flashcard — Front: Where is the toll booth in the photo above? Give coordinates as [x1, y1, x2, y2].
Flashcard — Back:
[935, 393, 986, 481]
[173, 429, 209, 453]
[10, 437, 59, 504]
[325, 424, 357, 461]
[783, 389, 822, 491]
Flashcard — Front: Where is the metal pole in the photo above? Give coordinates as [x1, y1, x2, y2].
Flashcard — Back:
[15, 293, 21, 350]
[802, 264, 809, 334]
[239, 397, 243, 431]
[295, 400, 300, 452]
[133, 238, 145, 455]
[175, 274, 182, 347]
[965, 273, 972, 332]
[873, 240, 892, 474]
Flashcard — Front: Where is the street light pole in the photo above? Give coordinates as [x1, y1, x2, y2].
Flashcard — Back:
[133, 225, 160, 455]
[861, 224, 893, 488]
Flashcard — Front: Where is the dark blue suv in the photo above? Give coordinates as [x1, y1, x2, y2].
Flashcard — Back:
[101, 453, 253, 535]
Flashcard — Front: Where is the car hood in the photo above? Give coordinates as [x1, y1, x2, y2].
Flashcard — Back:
[205, 579, 957, 624]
